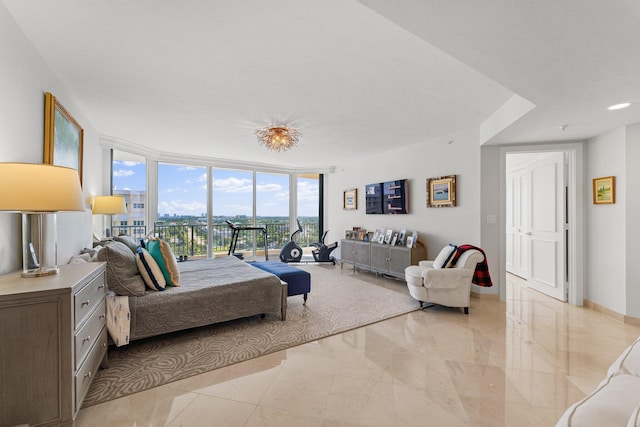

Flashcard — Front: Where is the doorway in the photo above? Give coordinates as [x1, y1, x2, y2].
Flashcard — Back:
[499, 143, 585, 306]
[506, 152, 567, 301]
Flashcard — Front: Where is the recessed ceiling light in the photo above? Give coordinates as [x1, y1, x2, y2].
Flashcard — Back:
[608, 102, 631, 110]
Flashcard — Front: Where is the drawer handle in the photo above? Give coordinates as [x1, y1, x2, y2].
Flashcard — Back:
[99, 314, 106, 320]
[98, 284, 105, 290]
[84, 371, 92, 379]
[82, 336, 92, 344]
[81, 300, 90, 307]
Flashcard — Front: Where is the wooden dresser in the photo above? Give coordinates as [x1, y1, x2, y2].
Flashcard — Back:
[0, 262, 107, 426]
[340, 239, 426, 279]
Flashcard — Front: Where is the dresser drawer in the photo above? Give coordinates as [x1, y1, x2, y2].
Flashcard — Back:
[75, 327, 107, 409]
[74, 300, 106, 370]
[74, 272, 106, 328]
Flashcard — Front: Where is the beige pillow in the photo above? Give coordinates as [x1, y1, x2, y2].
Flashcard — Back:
[136, 247, 167, 291]
[146, 238, 181, 286]
[97, 241, 146, 296]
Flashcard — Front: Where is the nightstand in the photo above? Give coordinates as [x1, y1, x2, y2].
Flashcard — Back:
[0, 262, 107, 426]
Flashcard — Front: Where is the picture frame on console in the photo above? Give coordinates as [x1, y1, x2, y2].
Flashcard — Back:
[426, 175, 456, 208]
[44, 92, 84, 185]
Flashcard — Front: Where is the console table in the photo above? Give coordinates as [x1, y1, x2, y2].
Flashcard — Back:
[0, 262, 107, 427]
[340, 240, 426, 279]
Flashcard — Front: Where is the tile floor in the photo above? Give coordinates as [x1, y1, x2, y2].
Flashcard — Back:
[76, 269, 640, 426]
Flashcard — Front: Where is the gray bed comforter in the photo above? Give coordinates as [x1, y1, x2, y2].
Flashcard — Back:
[129, 256, 286, 340]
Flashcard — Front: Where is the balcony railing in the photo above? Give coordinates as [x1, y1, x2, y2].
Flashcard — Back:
[113, 221, 320, 258]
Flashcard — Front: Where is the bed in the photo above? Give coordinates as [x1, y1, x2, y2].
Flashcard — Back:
[128, 256, 287, 340]
[94, 241, 288, 344]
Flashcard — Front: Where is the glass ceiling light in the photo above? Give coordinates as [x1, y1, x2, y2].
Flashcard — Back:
[256, 126, 301, 152]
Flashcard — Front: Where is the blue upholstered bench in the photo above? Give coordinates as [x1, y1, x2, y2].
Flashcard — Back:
[249, 261, 311, 304]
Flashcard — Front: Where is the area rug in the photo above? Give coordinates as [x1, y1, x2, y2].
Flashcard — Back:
[83, 264, 418, 407]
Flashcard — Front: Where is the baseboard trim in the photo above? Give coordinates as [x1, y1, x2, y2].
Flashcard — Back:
[584, 299, 640, 325]
[471, 291, 499, 300]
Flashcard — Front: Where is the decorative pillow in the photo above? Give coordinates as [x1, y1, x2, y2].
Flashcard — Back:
[68, 253, 90, 264]
[433, 244, 458, 269]
[114, 235, 138, 253]
[81, 246, 103, 261]
[97, 241, 146, 296]
[146, 238, 181, 286]
[608, 336, 640, 377]
[136, 246, 166, 291]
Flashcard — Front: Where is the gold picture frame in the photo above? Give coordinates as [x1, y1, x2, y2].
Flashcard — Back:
[593, 176, 615, 204]
[343, 188, 357, 210]
[44, 92, 84, 185]
[426, 175, 456, 208]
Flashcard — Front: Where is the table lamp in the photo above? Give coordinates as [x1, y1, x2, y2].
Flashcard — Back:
[92, 195, 127, 238]
[0, 163, 85, 277]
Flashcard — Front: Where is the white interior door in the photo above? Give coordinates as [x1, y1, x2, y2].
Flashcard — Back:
[527, 152, 566, 301]
[506, 167, 530, 279]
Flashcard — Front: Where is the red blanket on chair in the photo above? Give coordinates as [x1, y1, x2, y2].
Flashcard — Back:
[449, 244, 493, 287]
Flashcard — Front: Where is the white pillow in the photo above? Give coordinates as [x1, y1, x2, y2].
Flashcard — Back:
[433, 244, 457, 269]
[136, 247, 167, 291]
[609, 336, 640, 377]
[557, 374, 640, 427]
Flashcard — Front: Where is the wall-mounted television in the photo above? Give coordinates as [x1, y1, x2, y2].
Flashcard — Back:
[366, 179, 408, 214]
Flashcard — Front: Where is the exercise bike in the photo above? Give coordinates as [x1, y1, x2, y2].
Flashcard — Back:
[279, 219, 304, 263]
[312, 230, 338, 264]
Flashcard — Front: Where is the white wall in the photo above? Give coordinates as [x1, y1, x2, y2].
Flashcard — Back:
[0, 4, 101, 274]
[626, 124, 640, 317]
[586, 127, 626, 313]
[327, 126, 496, 294]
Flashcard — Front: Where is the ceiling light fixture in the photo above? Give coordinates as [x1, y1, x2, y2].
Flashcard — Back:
[608, 102, 631, 111]
[256, 126, 301, 152]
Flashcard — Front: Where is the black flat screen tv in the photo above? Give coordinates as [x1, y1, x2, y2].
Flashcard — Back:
[366, 179, 408, 214]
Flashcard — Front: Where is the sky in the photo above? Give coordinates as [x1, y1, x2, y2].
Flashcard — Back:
[112, 160, 319, 217]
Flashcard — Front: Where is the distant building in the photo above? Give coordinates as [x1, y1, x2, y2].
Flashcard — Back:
[113, 189, 147, 237]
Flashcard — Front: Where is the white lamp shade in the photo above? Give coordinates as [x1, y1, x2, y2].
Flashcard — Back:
[92, 195, 127, 215]
[0, 163, 85, 212]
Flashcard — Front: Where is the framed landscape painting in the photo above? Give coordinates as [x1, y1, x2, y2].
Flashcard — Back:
[44, 92, 84, 185]
[426, 175, 456, 207]
[593, 176, 615, 204]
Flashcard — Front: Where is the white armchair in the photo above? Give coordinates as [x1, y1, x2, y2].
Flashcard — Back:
[404, 245, 485, 315]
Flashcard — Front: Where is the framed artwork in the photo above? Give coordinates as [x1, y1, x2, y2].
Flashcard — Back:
[343, 188, 357, 210]
[44, 92, 84, 185]
[593, 176, 615, 204]
[426, 175, 456, 208]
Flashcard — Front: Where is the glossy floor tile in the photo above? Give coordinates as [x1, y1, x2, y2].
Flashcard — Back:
[75, 271, 640, 426]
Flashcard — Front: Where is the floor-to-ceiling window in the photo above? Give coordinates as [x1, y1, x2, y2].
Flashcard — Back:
[156, 163, 208, 258]
[211, 168, 254, 257]
[110, 149, 325, 259]
[256, 172, 290, 258]
[297, 174, 320, 250]
[111, 150, 147, 239]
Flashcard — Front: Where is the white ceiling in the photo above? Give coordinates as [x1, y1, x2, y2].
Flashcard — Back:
[3, 0, 640, 169]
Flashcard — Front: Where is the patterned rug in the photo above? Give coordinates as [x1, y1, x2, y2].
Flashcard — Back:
[83, 264, 418, 407]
